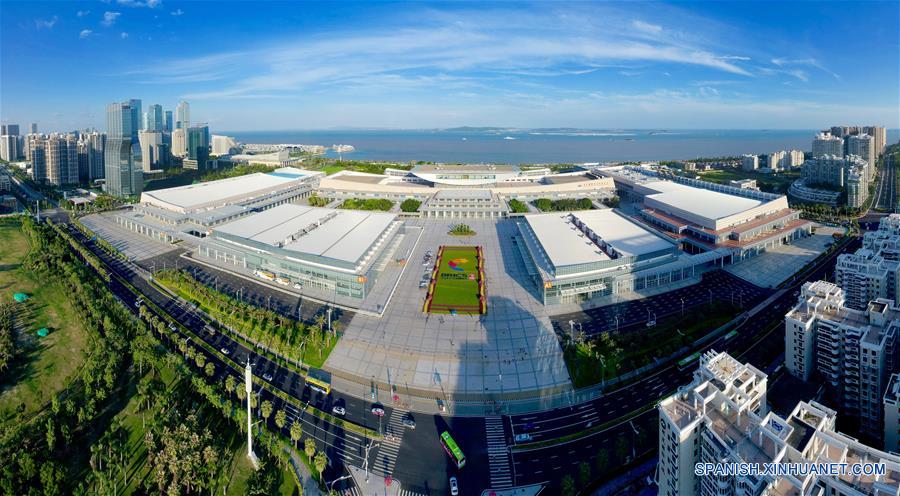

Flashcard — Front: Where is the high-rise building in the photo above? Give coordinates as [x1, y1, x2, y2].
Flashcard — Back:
[1, 124, 19, 136]
[186, 124, 210, 170]
[848, 134, 876, 179]
[105, 100, 143, 197]
[864, 126, 888, 157]
[171, 128, 187, 157]
[836, 214, 900, 310]
[129, 99, 142, 133]
[784, 280, 899, 442]
[741, 154, 758, 171]
[164, 110, 173, 133]
[175, 101, 190, 130]
[145, 104, 164, 132]
[0, 135, 18, 161]
[86, 131, 106, 181]
[30, 123, 37, 134]
[211, 135, 239, 155]
[657, 351, 768, 496]
[830, 125, 851, 138]
[138, 130, 168, 171]
[45, 134, 79, 186]
[29, 137, 47, 183]
[767, 150, 787, 171]
[813, 132, 844, 158]
[661, 350, 900, 495]
[801, 154, 868, 189]
[886, 373, 900, 453]
[788, 149, 805, 168]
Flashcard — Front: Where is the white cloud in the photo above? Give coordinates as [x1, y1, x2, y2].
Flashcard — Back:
[117, 0, 161, 7]
[771, 57, 839, 80]
[717, 55, 751, 61]
[632, 20, 662, 34]
[79, 29, 93, 39]
[77, 10, 90, 17]
[120, 32, 129, 39]
[101, 11, 121, 27]
[170, 8, 184, 16]
[34, 16, 59, 29]
[139, 9, 753, 100]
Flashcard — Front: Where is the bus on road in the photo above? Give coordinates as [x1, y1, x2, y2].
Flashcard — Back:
[440, 431, 466, 468]
[306, 369, 332, 396]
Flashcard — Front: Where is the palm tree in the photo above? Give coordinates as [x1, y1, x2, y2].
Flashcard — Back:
[204, 362, 215, 377]
[260, 400, 273, 421]
[275, 410, 287, 430]
[225, 375, 236, 397]
[304, 438, 316, 459]
[290, 421, 302, 449]
[313, 451, 327, 483]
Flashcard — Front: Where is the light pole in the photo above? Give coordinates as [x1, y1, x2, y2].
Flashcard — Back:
[680, 297, 684, 317]
[327, 474, 353, 493]
[245, 361, 259, 469]
[363, 440, 379, 483]
[599, 355, 606, 389]
[708, 289, 713, 306]
[327, 305, 333, 335]
[629, 420, 639, 460]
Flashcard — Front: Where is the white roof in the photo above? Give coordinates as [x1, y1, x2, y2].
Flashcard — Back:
[647, 187, 763, 220]
[140, 167, 312, 212]
[525, 213, 611, 267]
[215, 204, 395, 265]
[571, 210, 674, 257]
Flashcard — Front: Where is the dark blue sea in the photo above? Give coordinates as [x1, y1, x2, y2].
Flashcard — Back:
[222, 129, 900, 165]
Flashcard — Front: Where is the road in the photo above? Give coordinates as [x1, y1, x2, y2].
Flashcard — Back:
[63, 219, 859, 495]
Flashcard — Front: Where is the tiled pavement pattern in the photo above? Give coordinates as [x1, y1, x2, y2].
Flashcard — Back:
[725, 225, 843, 287]
[325, 220, 572, 399]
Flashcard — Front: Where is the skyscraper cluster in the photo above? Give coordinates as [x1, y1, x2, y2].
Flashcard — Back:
[801, 125, 887, 208]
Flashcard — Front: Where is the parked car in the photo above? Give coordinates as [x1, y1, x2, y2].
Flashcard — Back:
[262, 372, 273, 382]
[220, 347, 230, 355]
[514, 433, 533, 442]
[332, 406, 346, 416]
[449, 476, 458, 495]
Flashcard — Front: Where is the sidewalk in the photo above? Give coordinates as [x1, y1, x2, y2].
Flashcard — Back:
[284, 447, 325, 496]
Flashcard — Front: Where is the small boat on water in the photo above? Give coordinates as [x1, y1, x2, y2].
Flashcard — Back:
[503, 136, 517, 140]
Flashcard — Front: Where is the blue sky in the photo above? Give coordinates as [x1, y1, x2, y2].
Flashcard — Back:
[2, 1, 898, 132]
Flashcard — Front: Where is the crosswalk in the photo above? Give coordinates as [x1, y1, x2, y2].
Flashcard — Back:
[373, 408, 408, 476]
[338, 487, 426, 496]
[485, 416, 514, 488]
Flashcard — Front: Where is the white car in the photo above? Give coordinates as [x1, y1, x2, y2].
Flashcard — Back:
[220, 347, 230, 355]
[449, 476, 458, 495]
[514, 433, 533, 442]
[332, 406, 346, 416]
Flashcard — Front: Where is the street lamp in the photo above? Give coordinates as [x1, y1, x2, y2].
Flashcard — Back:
[680, 297, 685, 317]
[363, 440, 379, 483]
[629, 420, 639, 460]
[327, 473, 353, 493]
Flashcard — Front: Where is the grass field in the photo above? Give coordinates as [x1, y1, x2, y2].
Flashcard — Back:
[426, 246, 484, 314]
[0, 220, 90, 425]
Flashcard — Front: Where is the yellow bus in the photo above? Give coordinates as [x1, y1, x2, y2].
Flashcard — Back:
[306, 369, 332, 396]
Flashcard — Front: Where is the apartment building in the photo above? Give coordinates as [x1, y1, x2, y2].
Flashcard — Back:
[836, 214, 900, 310]
[659, 351, 900, 496]
[657, 351, 768, 496]
[885, 373, 899, 453]
[784, 280, 899, 442]
[812, 132, 844, 158]
[742, 154, 759, 171]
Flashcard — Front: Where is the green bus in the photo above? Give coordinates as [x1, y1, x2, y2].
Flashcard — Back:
[440, 431, 466, 468]
[677, 351, 701, 371]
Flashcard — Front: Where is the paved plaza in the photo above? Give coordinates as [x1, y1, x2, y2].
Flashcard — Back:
[81, 212, 181, 261]
[324, 220, 572, 400]
[725, 224, 844, 287]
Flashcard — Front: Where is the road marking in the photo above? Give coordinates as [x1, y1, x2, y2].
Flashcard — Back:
[484, 416, 514, 489]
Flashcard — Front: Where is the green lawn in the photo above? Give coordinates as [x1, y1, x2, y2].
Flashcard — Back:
[0, 221, 90, 425]
[427, 246, 484, 314]
[692, 168, 800, 194]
